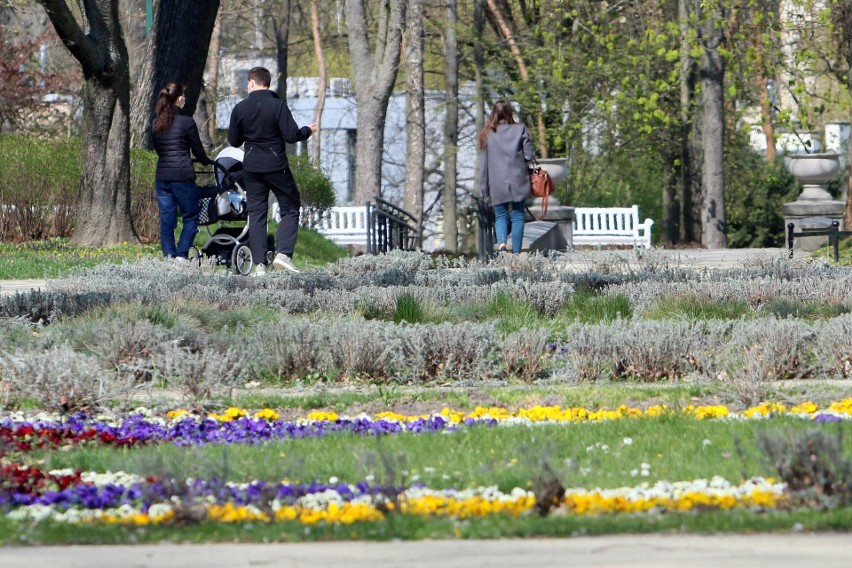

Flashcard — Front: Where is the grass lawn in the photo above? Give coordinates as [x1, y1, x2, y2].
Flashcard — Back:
[813, 237, 852, 265]
[5, 411, 850, 544]
[41, 415, 851, 490]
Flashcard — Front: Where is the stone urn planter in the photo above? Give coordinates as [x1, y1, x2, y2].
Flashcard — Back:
[785, 152, 841, 200]
[783, 152, 845, 251]
[536, 157, 569, 184]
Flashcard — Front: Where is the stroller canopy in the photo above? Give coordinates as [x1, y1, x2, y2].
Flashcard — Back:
[215, 147, 244, 191]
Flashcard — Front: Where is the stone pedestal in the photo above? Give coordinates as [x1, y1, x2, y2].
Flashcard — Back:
[524, 197, 575, 249]
[783, 153, 844, 251]
[783, 201, 845, 251]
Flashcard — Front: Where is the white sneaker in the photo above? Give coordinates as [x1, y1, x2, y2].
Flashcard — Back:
[252, 264, 267, 277]
[272, 253, 300, 273]
[173, 256, 191, 267]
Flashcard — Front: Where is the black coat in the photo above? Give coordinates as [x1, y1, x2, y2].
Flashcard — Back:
[227, 89, 312, 173]
[152, 114, 212, 182]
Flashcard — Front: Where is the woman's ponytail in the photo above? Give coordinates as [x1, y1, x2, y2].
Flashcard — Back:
[153, 82, 184, 134]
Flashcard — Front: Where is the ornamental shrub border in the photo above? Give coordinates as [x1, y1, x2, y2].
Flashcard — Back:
[0, 252, 851, 410]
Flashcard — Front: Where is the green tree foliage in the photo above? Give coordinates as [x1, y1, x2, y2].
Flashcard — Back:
[289, 153, 336, 211]
[725, 141, 801, 248]
[468, 0, 843, 246]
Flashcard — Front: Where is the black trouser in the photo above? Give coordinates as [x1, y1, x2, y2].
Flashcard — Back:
[243, 168, 300, 264]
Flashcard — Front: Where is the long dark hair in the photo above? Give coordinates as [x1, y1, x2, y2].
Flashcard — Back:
[478, 100, 516, 150]
[153, 82, 184, 134]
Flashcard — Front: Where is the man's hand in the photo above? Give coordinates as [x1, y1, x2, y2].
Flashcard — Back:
[308, 123, 318, 135]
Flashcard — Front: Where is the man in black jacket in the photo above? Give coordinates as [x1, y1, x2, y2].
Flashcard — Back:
[227, 67, 317, 275]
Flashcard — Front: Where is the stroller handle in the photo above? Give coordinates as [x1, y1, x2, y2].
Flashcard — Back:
[192, 157, 228, 173]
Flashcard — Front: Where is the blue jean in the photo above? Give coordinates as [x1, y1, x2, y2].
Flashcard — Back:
[156, 180, 200, 259]
[494, 200, 526, 253]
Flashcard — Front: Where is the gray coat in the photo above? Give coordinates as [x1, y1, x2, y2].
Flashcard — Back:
[479, 123, 535, 205]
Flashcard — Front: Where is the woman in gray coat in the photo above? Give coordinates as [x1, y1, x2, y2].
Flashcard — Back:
[478, 100, 535, 253]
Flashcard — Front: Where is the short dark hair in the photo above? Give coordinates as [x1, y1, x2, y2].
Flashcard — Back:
[248, 67, 271, 88]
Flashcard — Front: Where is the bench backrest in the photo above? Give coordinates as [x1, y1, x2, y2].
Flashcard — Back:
[301, 206, 368, 234]
[573, 205, 641, 235]
[294, 206, 369, 245]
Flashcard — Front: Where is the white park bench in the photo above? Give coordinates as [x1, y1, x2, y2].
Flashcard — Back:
[572, 205, 654, 248]
[274, 205, 368, 246]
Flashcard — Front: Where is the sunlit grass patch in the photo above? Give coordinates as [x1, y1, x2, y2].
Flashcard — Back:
[0, 227, 349, 279]
[0, 239, 160, 279]
[640, 295, 752, 321]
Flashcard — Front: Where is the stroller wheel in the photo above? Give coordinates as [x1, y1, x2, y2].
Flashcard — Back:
[232, 245, 253, 275]
[187, 246, 202, 267]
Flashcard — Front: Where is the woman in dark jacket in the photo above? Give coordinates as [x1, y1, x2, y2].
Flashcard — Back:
[478, 100, 535, 254]
[151, 82, 212, 264]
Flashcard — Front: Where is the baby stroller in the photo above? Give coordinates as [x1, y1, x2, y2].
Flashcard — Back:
[190, 147, 274, 274]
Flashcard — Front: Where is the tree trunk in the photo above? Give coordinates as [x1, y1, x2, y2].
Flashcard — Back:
[465, 0, 486, 254]
[135, 0, 220, 150]
[37, 0, 138, 246]
[678, 0, 695, 244]
[474, 0, 486, 186]
[346, 0, 406, 206]
[77, 62, 136, 245]
[846, 170, 852, 230]
[662, 149, 679, 245]
[699, 5, 727, 249]
[310, 0, 326, 164]
[205, 11, 222, 146]
[193, 86, 214, 149]
[125, 0, 154, 149]
[752, 9, 776, 163]
[833, 1, 852, 228]
[403, 0, 425, 236]
[759, 75, 777, 163]
[129, 28, 155, 148]
[441, 0, 459, 252]
[273, 0, 291, 103]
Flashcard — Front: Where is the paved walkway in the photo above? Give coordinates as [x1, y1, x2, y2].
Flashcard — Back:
[1, 534, 850, 567]
[0, 278, 45, 296]
[559, 246, 795, 270]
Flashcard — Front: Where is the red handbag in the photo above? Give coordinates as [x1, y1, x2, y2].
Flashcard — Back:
[529, 161, 555, 220]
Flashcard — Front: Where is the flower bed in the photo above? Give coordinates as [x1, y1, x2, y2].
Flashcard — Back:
[3, 463, 787, 525]
[1, 400, 850, 453]
[1, 400, 847, 529]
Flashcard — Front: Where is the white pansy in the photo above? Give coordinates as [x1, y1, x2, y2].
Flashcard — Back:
[80, 470, 145, 487]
